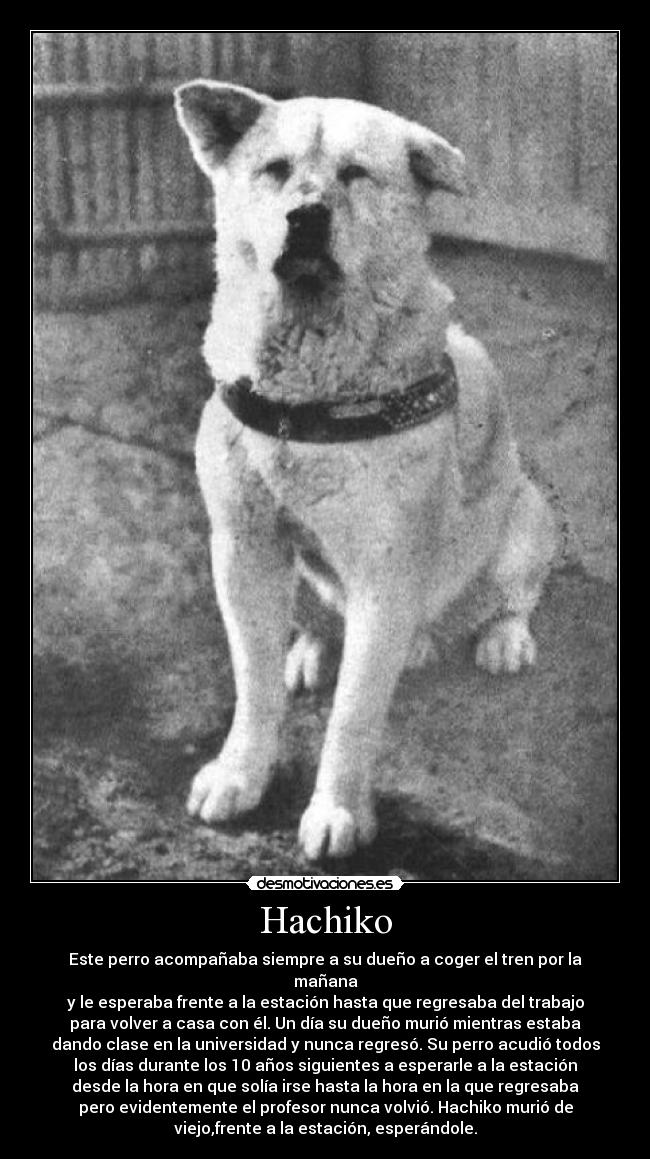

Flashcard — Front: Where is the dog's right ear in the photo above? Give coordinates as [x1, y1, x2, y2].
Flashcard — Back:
[408, 128, 467, 198]
[175, 81, 275, 175]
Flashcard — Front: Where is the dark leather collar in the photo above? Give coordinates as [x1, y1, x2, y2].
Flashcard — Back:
[221, 353, 458, 444]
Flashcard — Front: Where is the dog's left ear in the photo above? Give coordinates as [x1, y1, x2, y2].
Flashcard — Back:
[408, 130, 467, 197]
[175, 80, 275, 175]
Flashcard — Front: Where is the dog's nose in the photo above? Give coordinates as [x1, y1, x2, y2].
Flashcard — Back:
[285, 203, 331, 252]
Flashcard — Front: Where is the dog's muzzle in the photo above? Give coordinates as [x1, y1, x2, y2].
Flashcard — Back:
[273, 203, 341, 286]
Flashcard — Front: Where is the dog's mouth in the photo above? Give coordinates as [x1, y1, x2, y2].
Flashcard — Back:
[273, 250, 342, 293]
[273, 204, 342, 293]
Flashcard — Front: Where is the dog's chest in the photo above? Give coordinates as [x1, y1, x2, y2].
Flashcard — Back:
[241, 421, 452, 572]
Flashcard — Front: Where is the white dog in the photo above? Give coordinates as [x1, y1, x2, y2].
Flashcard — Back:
[174, 81, 556, 860]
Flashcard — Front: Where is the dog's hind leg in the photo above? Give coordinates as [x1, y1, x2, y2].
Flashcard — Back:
[285, 631, 327, 693]
[284, 555, 345, 694]
[188, 516, 294, 824]
[475, 479, 556, 675]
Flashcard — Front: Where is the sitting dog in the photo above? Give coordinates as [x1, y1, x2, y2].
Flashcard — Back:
[174, 81, 556, 860]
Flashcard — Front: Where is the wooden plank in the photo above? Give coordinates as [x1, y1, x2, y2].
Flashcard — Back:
[33, 32, 53, 83]
[198, 32, 217, 77]
[49, 250, 73, 302]
[134, 101, 157, 225]
[128, 30, 153, 85]
[472, 34, 491, 185]
[60, 30, 81, 82]
[567, 33, 584, 200]
[114, 107, 134, 223]
[33, 100, 51, 301]
[85, 32, 114, 83]
[83, 36, 108, 301]
[32, 112, 48, 227]
[154, 104, 179, 221]
[38, 30, 58, 82]
[237, 31, 258, 85]
[429, 193, 607, 264]
[150, 31, 179, 78]
[33, 71, 292, 104]
[577, 32, 617, 218]
[65, 103, 90, 226]
[544, 33, 577, 202]
[453, 35, 485, 187]
[34, 219, 213, 247]
[76, 248, 97, 298]
[284, 31, 315, 96]
[96, 247, 123, 298]
[419, 32, 460, 143]
[265, 29, 291, 80]
[33, 80, 176, 104]
[47, 30, 64, 82]
[43, 111, 67, 222]
[503, 33, 522, 201]
[32, 32, 44, 83]
[576, 33, 602, 212]
[218, 31, 236, 79]
[162, 56, 201, 214]
[304, 31, 364, 99]
[89, 104, 117, 225]
[602, 33, 618, 275]
[149, 35, 188, 221]
[513, 33, 548, 205]
[33, 246, 51, 308]
[236, 31, 292, 93]
[87, 36, 120, 294]
[109, 32, 131, 82]
[177, 31, 201, 77]
[60, 32, 90, 230]
[480, 33, 512, 198]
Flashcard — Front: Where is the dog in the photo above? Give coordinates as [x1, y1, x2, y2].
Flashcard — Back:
[174, 81, 556, 861]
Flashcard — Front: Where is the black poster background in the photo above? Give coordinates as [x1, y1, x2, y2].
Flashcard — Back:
[28, 28, 623, 1152]
[27, 887, 624, 1148]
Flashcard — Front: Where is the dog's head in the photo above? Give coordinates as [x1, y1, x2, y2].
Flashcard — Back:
[175, 82, 466, 307]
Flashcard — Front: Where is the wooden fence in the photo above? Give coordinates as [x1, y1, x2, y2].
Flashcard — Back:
[33, 31, 364, 306]
[367, 32, 617, 267]
[33, 32, 617, 308]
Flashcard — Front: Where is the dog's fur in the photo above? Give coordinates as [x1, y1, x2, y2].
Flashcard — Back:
[175, 82, 556, 860]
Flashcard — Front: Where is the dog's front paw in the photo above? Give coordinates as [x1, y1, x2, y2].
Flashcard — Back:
[299, 797, 378, 860]
[476, 617, 536, 675]
[285, 633, 327, 693]
[187, 757, 267, 823]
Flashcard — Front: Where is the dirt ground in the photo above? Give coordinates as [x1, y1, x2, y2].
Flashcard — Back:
[33, 245, 617, 881]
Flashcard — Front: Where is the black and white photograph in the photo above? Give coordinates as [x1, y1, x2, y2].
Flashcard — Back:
[32, 31, 618, 882]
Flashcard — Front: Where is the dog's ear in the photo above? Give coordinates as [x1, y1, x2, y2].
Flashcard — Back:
[408, 130, 467, 197]
[175, 81, 275, 175]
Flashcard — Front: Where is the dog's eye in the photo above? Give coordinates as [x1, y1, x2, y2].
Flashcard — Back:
[338, 163, 369, 186]
[262, 158, 292, 183]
